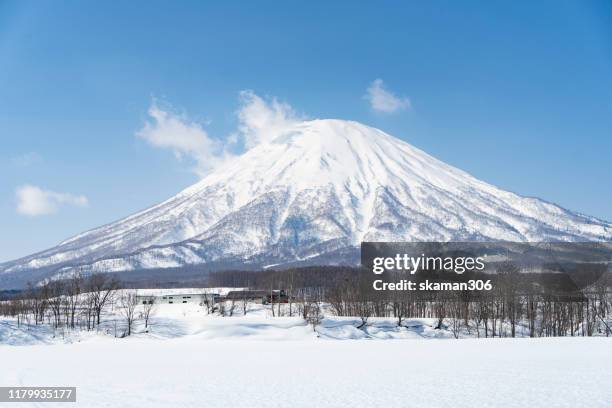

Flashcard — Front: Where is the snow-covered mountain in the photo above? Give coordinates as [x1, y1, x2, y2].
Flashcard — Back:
[2, 119, 611, 286]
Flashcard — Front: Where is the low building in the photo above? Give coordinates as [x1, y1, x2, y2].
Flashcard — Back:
[220, 289, 290, 304]
[265, 289, 290, 304]
[136, 292, 218, 305]
[223, 290, 267, 303]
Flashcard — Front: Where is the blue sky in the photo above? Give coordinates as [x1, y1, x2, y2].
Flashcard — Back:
[1, 1, 611, 262]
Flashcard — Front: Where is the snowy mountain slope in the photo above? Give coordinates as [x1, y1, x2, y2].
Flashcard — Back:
[1, 119, 611, 285]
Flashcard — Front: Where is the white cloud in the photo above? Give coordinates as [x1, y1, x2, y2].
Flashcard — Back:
[237, 90, 299, 148]
[136, 101, 233, 177]
[137, 92, 300, 177]
[365, 79, 410, 113]
[16, 185, 88, 216]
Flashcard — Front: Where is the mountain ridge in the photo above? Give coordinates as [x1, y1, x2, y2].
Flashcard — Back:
[2, 119, 610, 287]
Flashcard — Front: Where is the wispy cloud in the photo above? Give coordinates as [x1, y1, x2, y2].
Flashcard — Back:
[136, 100, 234, 177]
[365, 79, 410, 113]
[237, 90, 299, 148]
[16, 185, 88, 216]
[11, 152, 42, 167]
[137, 92, 300, 177]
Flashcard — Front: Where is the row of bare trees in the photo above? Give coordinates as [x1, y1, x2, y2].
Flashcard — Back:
[324, 272, 612, 338]
[0, 273, 121, 330]
[211, 268, 326, 328]
[0, 273, 157, 337]
[3, 265, 610, 338]
[209, 267, 612, 337]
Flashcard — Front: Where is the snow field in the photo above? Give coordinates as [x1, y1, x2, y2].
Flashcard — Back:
[1, 294, 611, 407]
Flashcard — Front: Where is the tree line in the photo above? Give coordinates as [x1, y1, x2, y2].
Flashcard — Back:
[2, 265, 610, 338]
[0, 273, 156, 338]
[209, 266, 612, 337]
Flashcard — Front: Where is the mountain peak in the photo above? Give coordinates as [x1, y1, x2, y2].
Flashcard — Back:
[1, 119, 610, 287]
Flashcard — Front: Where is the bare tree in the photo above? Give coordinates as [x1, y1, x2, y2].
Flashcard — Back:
[84, 290, 96, 330]
[142, 297, 157, 330]
[240, 291, 250, 316]
[353, 277, 372, 329]
[26, 282, 49, 325]
[287, 270, 295, 317]
[119, 291, 139, 336]
[88, 274, 120, 326]
[66, 273, 83, 328]
[228, 298, 236, 317]
[201, 289, 214, 314]
[448, 293, 463, 339]
[48, 280, 65, 328]
[306, 300, 322, 331]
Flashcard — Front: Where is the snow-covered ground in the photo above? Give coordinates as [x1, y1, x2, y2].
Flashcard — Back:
[2, 335, 610, 407]
[1, 291, 611, 407]
[0, 300, 454, 344]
